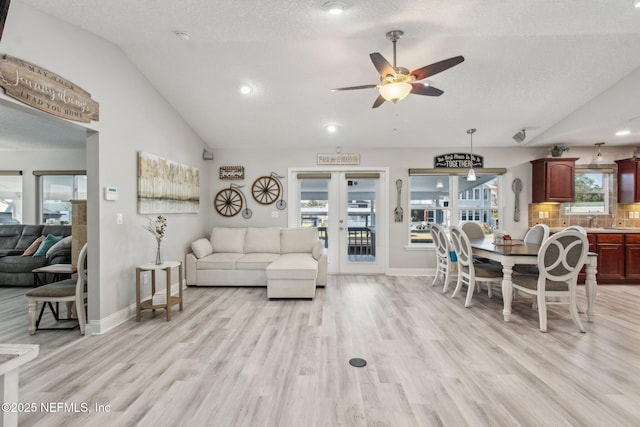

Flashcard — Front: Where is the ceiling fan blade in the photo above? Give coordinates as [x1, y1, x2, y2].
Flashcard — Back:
[410, 83, 444, 96]
[410, 56, 465, 81]
[372, 95, 386, 109]
[370, 53, 395, 77]
[331, 84, 377, 91]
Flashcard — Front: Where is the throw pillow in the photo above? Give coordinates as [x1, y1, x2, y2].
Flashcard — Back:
[33, 234, 63, 257]
[191, 238, 213, 259]
[21, 235, 45, 256]
[46, 235, 73, 257]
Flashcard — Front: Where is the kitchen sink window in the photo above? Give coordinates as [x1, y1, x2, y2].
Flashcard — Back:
[408, 171, 502, 245]
[564, 168, 613, 215]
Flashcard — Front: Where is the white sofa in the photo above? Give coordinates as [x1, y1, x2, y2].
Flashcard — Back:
[185, 227, 327, 298]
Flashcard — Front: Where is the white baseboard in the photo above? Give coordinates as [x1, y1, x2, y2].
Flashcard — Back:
[387, 268, 436, 276]
[86, 303, 136, 335]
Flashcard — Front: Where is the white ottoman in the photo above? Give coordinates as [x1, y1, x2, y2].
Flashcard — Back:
[266, 253, 318, 299]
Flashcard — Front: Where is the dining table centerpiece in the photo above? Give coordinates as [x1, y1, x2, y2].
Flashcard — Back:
[144, 215, 167, 265]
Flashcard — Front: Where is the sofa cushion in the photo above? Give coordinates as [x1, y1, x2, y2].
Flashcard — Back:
[244, 227, 281, 254]
[15, 225, 44, 251]
[22, 235, 45, 256]
[191, 238, 213, 259]
[210, 227, 246, 253]
[0, 255, 48, 273]
[34, 235, 63, 257]
[46, 235, 73, 257]
[197, 252, 243, 270]
[0, 225, 21, 250]
[266, 253, 318, 280]
[236, 253, 281, 270]
[281, 228, 319, 254]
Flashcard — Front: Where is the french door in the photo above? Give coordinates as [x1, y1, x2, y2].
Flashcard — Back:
[289, 168, 387, 274]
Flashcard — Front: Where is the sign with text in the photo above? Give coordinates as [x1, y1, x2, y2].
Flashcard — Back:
[0, 55, 99, 123]
[317, 153, 360, 165]
[434, 153, 483, 168]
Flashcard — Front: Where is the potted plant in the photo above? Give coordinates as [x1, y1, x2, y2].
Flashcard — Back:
[549, 145, 570, 157]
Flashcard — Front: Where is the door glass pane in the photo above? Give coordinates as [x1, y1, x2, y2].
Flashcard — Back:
[346, 177, 376, 262]
[300, 178, 329, 247]
[409, 175, 450, 243]
[0, 175, 22, 224]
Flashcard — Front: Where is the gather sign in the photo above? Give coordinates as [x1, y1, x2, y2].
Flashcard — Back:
[0, 54, 99, 123]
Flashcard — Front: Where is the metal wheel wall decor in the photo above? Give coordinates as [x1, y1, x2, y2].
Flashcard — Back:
[252, 172, 287, 210]
[214, 183, 252, 218]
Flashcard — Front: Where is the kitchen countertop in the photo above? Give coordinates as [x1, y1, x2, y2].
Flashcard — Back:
[550, 227, 640, 234]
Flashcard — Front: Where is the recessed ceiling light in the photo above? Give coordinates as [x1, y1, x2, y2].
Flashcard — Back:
[239, 85, 253, 95]
[616, 129, 631, 136]
[634, 0, 640, 9]
[175, 31, 191, 41]
[322, 1, 347, 15]
[326, 124, 338, 134]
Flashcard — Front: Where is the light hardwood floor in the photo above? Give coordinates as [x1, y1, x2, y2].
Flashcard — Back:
[4, 277, 640, 427]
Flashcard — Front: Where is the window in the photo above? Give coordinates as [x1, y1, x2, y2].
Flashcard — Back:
[0, 171, 22, 224]
[35, 171, 87, 224]
[564, 169, 612, 215]
[408, 172, 502, 244]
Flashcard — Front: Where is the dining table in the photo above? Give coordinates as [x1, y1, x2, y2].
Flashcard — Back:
[469, 238, 598, 322]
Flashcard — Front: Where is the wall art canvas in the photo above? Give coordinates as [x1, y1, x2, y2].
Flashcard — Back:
[137, 151, 200, 214]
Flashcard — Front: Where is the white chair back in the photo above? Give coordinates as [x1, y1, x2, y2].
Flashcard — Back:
[564, 225, 587, 235]
[460, 221, 484, 240]
[524, 224, 550, 245]
[538, 230, 588, 283]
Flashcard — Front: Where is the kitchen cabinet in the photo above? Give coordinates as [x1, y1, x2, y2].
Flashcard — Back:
[595, 233, 625, 281]
[531, 157, 578, 203]
[615, 157, 640, 203]
[625, 234, 640, 280]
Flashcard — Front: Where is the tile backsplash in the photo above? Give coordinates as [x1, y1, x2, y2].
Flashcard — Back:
[528, 203, 640, 228]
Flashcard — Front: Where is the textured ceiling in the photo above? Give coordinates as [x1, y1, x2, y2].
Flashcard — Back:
[5, 0, 640, 150]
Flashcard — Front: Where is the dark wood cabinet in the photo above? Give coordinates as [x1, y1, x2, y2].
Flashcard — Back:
[615, 158, 640, 203]
[625, 234, 640, 280]
[596, 233, 625, 281]
[531, 158, 578, 203]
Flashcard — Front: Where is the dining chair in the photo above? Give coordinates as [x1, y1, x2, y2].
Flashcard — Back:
[460, 221, 485, 240]
[450, 226, 503, 307]
[430, 224, 457, 293]
[511, 230, 588, 332]
[514, 224, 550, 275]
[565, 225, 587, 235]
[26, 243, 88, 335]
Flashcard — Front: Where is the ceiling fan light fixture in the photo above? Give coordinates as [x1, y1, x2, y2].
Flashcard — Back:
[378, 82, 412, 103]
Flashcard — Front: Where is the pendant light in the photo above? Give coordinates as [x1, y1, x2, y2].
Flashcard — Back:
[594, 142, 605, 163]
[466, 128, 477, 181]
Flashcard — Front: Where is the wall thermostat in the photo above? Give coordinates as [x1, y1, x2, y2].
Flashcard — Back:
[104, 186, 118, 201]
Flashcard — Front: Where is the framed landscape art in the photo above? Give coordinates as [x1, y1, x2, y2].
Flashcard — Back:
[137, 151, 200, 214]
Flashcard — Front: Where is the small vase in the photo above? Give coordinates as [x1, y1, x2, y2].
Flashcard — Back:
[155, 240, 163, 265]
[551, 149, 561, 157]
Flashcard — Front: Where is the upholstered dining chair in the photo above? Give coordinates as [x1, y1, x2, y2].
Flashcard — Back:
[514, 224, 550, 275]
[511, 230, 588, 332]
[460, 221, 485, 240]
[450, 226, 503, 308]
[26, 243, 88, 335]
[430, 224, 457, 293]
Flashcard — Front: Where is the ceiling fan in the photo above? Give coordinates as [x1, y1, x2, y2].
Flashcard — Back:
[331, 30, 464, 108]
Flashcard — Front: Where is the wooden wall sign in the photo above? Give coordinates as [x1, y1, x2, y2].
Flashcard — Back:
[219, 166, 244, 180]
[434, 153, 483, 168]
[317, 153, 360, 165]
[0, 55, 99, 123]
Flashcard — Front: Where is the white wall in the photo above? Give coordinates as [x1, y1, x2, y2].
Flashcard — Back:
[1, 3, 212, 333]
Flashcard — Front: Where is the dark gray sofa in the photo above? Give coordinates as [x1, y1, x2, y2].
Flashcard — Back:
[0, 224, 72, 286]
